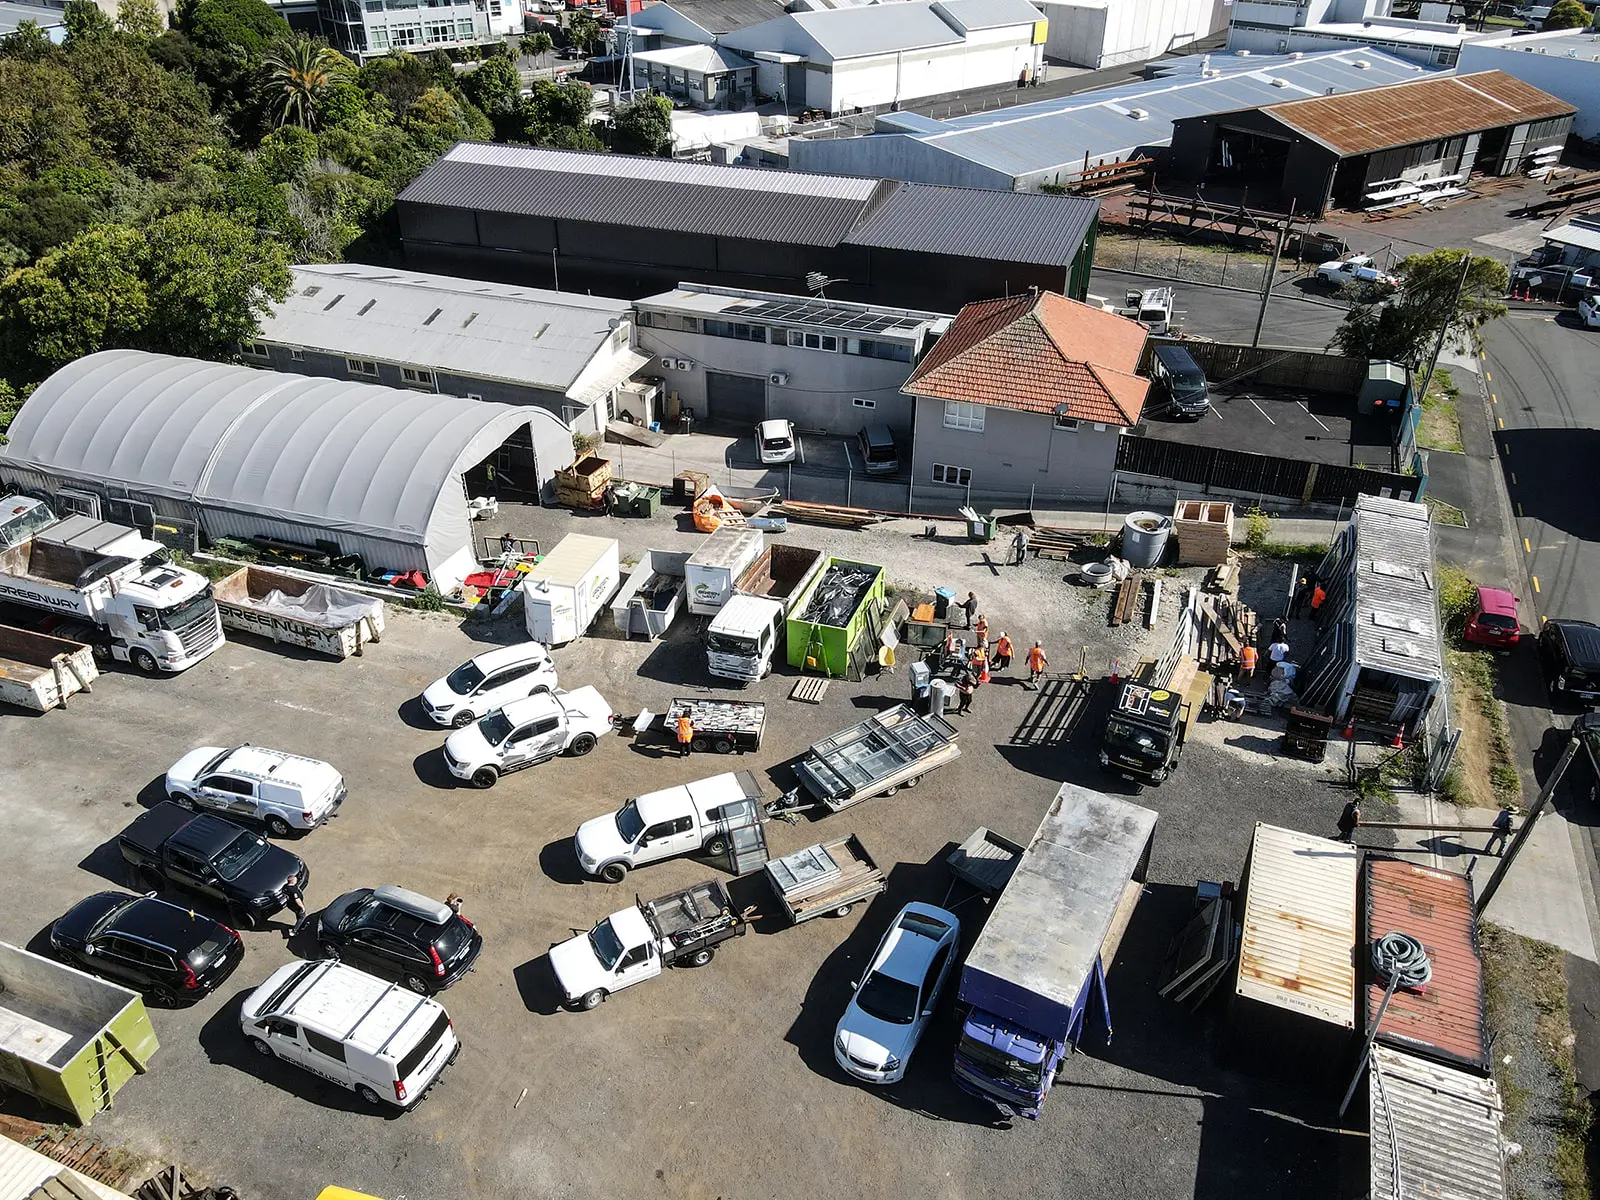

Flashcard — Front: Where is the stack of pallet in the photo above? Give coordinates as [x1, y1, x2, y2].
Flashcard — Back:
[1171, 500, 1233, 566]
[1109, 573, 1142, 626]
[555, 456, 612, 511]
[1029, 524, 1098, 560]
[775, 500, 886, 529]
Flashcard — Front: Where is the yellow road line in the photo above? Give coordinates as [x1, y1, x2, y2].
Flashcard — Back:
[1486, 371, 1492, 382]
[1491, 394, 1498, 404]
[1510, 472, 1517, 484]
[1525, 537, 1532, 553]
[1498, 416, 1505, 429]
[1518, 503, 1525, 517]
[1533, 576, 1541, 593]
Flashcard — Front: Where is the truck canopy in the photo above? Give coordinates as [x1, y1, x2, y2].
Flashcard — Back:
[119, 802, 198, 856]
[959, 784, 1158, 1043]
[634, 771, 762, 826]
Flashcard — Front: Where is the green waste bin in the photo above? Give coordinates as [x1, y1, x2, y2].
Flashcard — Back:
[967, 513, 997, 543]
[633, 486, 661, 517]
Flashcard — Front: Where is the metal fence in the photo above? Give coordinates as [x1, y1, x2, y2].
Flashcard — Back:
[1114, 437, 1423, 508]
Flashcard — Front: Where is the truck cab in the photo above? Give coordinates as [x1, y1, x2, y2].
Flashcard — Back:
[706, 594, 784, 682]
[1100, 681, 1186, 784]
[574, 771, 764, 883]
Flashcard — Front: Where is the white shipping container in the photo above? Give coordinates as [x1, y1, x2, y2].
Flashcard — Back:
[685, 525, 765, 617]
[522, 534, 621, 645]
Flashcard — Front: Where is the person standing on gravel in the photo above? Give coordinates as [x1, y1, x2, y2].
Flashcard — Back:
[1010, 528, 1029, 566]
[1026, 641, 1048, 688]
[993, 632, 1014, 673]
[962, 591, 979, 628]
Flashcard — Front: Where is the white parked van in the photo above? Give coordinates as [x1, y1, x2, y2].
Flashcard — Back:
[164, 745, 347, 837]
[240, 959, 459, 1109]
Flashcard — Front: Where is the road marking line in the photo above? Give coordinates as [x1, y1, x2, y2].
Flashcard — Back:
[1498, 416, 1505, 429]
[1510, 472, 1517, 484]
[1533, 576, 1541, 593]
[1248, 397, 1275, 424]
[1525, 537, 1532, 553]
[1481, 350, 1487, 359]
[1297, 402, 1329, 431]
[1518, 503, 1524, 517]
[1491, 394, 1497, 404]
[1485, 371, 1492, 382]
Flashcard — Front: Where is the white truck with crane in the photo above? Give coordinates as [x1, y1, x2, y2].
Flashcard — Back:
[0, 509, 223, 674]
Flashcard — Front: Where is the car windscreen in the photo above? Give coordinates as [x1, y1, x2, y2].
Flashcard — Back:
[864, 440, 896, 464]
[445, 661, 486, 695]
[957, 1030, 1046, 1089]
[212, 832, 267, 881]
[90, 897, 140, 939]
[396, 1010, 451, 1082]
[706, 631, 760, 655]
[156, 586, 215, 630]
[855, 970, 919, 1024]
[1105, 717, 1162, 756]
[478, 711, 514, 746]
[588, 918, 625, 969]
[1139, 308, 1167, 323]
[615, 800, 645, 843]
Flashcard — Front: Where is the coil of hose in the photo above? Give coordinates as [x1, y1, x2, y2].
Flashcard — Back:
[1372, 930, 1432, 990]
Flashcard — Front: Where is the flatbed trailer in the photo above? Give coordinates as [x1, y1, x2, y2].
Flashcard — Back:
[764, 835, 885, 923]
[792, 705, 960, 812]
[642, 880, 746, 960]
[657, 698, 767, 754]
[946, 827, 1024, 897]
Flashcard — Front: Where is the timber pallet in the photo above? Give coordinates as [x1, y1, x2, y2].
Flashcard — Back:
[1110, 574, 1141, 626]
[775, 500, 885, 529]
[1029, 525, 1097, 560]
[790, 677, 830, 704]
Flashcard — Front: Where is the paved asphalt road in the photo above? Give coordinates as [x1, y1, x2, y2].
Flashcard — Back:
[1088, 269, 1348, 350]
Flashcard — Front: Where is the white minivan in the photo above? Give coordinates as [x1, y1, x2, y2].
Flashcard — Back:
[240, 959, 459, 1109]
[165, 745, 346, 837]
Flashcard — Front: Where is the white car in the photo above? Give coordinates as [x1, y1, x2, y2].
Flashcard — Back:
[420, 642, 558, 728]
[756, 418, 798, 465]
[834, 902, 961, 1085]
[1316, 255, 1399, 291]
[442, 687, 613, 788]
[1577, 294, 1600, 328]
[165, 745, 346, 837]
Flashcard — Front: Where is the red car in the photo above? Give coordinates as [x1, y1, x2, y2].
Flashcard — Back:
[1463, 586, 1520, 646]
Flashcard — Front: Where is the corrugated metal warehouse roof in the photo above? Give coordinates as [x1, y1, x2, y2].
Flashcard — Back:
[1262, 69, 1576, 156]
[1236, 822, 1360, 1028]
[1349, 495, 1443, 684]
[632, 43, 757, 71]
[845, 183, 1098, 265]
[932, 0, 1045, 31]
[1363, 858, 1489, 1073]
[401, 145, 1101, 267]
[1369, 1045, 1507, 1200]
[401, 144, 880, 247]
[635, 0, 788, 34]
[785, 2, 965, 57]
[259, 265, 634, 395]
[794, 49, 1428, 185]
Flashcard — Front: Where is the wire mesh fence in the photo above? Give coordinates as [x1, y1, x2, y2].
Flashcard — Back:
[1094, 236, 1272, 292]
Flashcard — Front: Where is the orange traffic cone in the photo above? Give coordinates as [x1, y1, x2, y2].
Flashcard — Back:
[1390, 726, 1405, 749]
[1342, 718, 1356, 739]
[1109, 657, 1121, 684]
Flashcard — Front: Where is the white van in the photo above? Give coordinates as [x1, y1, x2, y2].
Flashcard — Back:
[240, 959, 459, 1109]
[164, 745, 347, 837]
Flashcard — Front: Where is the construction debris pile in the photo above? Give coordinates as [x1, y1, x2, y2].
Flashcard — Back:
[798, 562, 879, 626]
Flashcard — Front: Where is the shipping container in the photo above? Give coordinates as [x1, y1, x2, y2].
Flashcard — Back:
[522, 534, 621, 645]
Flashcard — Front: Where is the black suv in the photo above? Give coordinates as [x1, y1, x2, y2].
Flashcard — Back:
[1538, 619, 1600, 707]
[316, 886, 481, 994]
[50, 891, 244, 1006]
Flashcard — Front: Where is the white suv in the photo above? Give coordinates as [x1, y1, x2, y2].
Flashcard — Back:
[442, 687, 614, 788]
[420, 642, 558, 728]
[756, 419, 798, 465]
[165, 745, 346, 837]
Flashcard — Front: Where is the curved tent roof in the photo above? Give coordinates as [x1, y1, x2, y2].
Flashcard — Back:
[1, 350, 545, 560]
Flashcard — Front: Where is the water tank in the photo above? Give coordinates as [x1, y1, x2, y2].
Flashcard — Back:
[1122, 511, 1173, 568]
[929, 677, 957, 714]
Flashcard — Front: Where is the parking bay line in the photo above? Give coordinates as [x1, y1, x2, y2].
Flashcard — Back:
[1296, 402, 1330, 432]
[1247, 396, 1275, 425]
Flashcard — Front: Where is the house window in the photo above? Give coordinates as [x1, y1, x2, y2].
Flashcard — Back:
[852, 397, 876, 409]
[424, 19, 453, 41]
[346, 358, 379, 377]
[401, 367, 435, 388]
[390, 22, 421, 44]
[1054, 414, 1079, 431]
[289, 348, 305, 362]
[703, 320, 767, 342]
[931, 463, 971, 487]
[787, 330, 838, 352]
[943, 400, 985, 432]
[845, 338, 912, 362]
[456, 18, 474, 35]
[241, 341, 270, 359]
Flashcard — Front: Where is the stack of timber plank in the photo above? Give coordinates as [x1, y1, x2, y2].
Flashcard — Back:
[1172, 500, 1233, 566]
[774, 500, 886, 529]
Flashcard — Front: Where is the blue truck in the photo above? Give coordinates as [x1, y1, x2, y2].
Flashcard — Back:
[950, 783, 1158, 1119]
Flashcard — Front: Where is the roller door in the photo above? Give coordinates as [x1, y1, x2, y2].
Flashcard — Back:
[705, 372, 767, 425]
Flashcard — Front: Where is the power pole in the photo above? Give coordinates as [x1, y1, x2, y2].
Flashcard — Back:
[1414, 251, 1474, 409]
[1251, 204, 1294, 348]
[1476, 732, 1581, 915]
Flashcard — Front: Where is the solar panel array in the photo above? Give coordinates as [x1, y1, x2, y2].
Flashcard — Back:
[730, 298, 926, 334]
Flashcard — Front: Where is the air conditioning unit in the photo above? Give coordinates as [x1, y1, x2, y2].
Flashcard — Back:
[769, 372, 789, 386]
[1129, 108, 1149, 120]
[672, 358, 695, 371]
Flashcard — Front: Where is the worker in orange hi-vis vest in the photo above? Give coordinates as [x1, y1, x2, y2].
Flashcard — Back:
[676, 714, 694, 757]
[1240, 643, 1259, 678]
[973, 614, 990, 649]
[1026, 641, 1048, 689]
[993, 632, 1015, 672]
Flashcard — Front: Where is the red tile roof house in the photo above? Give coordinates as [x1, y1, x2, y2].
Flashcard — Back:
[901, 289, 1149, 509]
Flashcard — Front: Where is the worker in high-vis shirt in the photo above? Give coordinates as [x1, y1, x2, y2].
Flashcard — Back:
[1026, 641, 1048, 689]
[1240, 644, 1259, 678]
[993, 632, 1014, 672]
[676, 714, 694, 757]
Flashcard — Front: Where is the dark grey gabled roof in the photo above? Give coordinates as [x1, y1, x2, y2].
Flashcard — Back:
[847, 182, 1099, 268]
[400, 144, 882, 248]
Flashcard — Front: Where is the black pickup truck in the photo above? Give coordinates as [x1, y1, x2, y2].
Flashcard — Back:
[119, 802, 308, 929]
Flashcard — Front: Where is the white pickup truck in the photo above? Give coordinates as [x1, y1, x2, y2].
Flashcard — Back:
[1315, 255, 1398, 291]
[549, 880, 745, 1010]
[575, 770, 765, 883]
[442, 686, 613, 788]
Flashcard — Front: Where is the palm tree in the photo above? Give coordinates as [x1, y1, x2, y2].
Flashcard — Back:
[262, 36, 350, 130]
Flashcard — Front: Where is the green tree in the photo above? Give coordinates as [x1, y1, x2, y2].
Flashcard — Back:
[357, 52, 431, 116]
[526, 29, 553, 64]
[317, 77, 368, 127]
[184, 0, 287, 61]
[118, 0, 166, 39]
[464, 53, 519, 119]
[62, 0, 115, 45]
[0, 59, 91, 175]
[0, 20, 59, 61]
[261, 35, 351, 128]
[1329, 249, 1509, 365]
[64, 37, 216, 177]
[404, 84, 489, 152]
[1543, 0, 1590, 27]
[567, 11, 599, 53]
[139, 208, 291, 359]
[610, 92, 671, 155]
[255, 123, 317, 181]
[0, 225, 150, 382]
[0, 178, 101, 262]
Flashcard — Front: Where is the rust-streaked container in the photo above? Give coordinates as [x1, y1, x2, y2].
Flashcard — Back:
[1363, 857, 1489, 1075]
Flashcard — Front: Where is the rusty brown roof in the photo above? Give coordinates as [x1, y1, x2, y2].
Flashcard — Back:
[1364, 857, 1489, 1074]
[1261, 70, 1575, 157]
